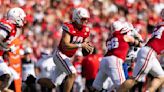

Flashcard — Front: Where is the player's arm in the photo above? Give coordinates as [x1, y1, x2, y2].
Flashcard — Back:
[0, 29, 9, 51]
[132, 29, 143, 41]
[61, 31, 79, 50]
[124, 35, 143, 47]
[61, 31, 91, 51]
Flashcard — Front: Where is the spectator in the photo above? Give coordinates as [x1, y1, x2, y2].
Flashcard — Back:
[22, 47, 37, 92]
[81, 48, 102, 92]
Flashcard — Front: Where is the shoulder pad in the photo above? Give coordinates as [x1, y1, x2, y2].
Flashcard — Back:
[62, 24, 69, 32]
[0, 20, 12, 32]
[62, 22, 74, 34]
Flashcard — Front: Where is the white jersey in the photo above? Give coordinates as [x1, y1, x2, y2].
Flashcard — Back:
[126, 47, 140, 63]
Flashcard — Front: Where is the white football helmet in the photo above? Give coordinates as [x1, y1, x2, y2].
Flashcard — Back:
[120, 22, 134, 34]
[72, 7, 90, 25]
[7, 7, 26, 27]
[111, 20, 124, 32]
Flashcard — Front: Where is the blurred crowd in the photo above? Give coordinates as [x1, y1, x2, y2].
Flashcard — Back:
[0, 0, 164, 92]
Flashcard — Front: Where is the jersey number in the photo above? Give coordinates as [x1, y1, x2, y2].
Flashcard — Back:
[72, 36, 83, 43]
[152, 27, 164, 39]
[106, 37, 119, 50]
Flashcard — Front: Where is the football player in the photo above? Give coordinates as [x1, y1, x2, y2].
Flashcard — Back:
[52, 7, 93, 92]
[92, 20, 142, 92]
[118, 8, 164, 92]
[0, 7, 26, 91]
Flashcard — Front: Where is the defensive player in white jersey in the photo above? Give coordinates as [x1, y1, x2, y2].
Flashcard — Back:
[52, 7, 93, 92]
[92, 20, 142, 92]
[0, 7, 26, 91]
[35, 53, 66, 89]
[25, 53, 67, 90]
[118, 9, 164, 92]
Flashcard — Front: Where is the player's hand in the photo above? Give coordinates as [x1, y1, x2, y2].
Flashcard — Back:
[88, 42, 94, 54]
[82, 42, 94, 54]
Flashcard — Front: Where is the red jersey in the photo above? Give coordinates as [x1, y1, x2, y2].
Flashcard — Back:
[58, 22, 90, 57]
[0, 19, 17, 56]
[146, 22, 164, 55]
[105, 31, 129, 61]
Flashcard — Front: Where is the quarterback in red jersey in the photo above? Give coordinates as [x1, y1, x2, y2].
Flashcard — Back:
[92, 20, 142, 91]
[0, 7, 26, 91]
[118, 9, 164, 92]
[52, 7, 93, 92]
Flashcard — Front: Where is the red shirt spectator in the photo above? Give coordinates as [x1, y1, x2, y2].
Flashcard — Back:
[81, 52, 101, 80]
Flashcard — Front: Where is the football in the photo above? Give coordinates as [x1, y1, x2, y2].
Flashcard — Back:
[82, 48, 90, 56]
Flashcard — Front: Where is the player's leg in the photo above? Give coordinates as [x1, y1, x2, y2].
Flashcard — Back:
[118, 47, 152, 92]
[159, 82, 164, 92]
[148, 77, 164, 92]
[0, 62, 12, 91]
[118, 60, 139, 92]
[92, 71, 108, 91]
[147, 54, 164, 92]
[92, 57, 108, 91]
[133, 47, 164, 92]
[106, 56, 126, 91]
[53, 49, 77, 92]
[117, 78, 136, 92]
[63, 73, 76, 92]
[103, 77, 115, 91]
